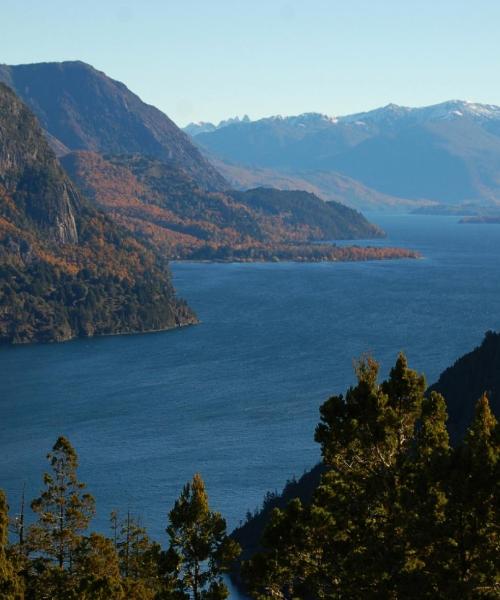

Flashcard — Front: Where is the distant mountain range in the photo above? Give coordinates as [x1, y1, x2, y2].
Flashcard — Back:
[185, 102, 500, 210]
[0, 61, 396, 262]
[0, 82, 195, 344]
[184, 115, 251, 137]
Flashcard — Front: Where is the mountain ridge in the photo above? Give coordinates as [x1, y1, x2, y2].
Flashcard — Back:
[185, 100, 500, 134]
[186, 100, 500, 209]
[0, 61, 418, 263]
[62, 151, 390, 261]
[0, 60, 227, 191]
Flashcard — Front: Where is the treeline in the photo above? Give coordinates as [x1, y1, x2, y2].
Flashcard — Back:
[0, 438, 239, 599]
[187, 243, 419, 263]
[240, 355, 499, 598]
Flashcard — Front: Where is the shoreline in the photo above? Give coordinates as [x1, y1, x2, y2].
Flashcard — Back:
[5, 318, 199, 348]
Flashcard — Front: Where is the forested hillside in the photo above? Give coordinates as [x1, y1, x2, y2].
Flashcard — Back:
[0, 61, 419, 262]
[62, 151, 414, 263]
[0, 82, 195, 344]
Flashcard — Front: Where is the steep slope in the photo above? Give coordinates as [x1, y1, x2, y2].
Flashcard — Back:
[62, 152, 394, 262]
[0, 61, 226, 191]
[231, 463, 326, 563]
[0, 82, 195, 344]
[190, 103, 500, 207]
[429, 330, 500, 441]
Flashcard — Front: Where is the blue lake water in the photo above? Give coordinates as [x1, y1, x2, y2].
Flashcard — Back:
[1, 214, 500, 597]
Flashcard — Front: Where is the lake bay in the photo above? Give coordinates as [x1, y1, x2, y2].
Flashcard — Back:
[1, 214, 499, 545]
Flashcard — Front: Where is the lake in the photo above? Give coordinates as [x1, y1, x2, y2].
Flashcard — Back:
[1, 214, 500, 597]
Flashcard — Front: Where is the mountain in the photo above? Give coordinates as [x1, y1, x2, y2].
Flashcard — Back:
[184, 115, 251, 137]
[0, 82, 196, 344]
[188, 102, 500, 209]
[0, 61, 226, 191]
[229, 187, 382, 240]
[0, 61, 403, 258]
[62, 151, 390, 261]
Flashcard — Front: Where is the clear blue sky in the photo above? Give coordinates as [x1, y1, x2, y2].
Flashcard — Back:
[2, 0, 500, 126]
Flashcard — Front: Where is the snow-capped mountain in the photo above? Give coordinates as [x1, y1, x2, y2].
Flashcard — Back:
[190, 100, 500, 207]
[184, 115, 251, 136]
[337, 100, 500, 126]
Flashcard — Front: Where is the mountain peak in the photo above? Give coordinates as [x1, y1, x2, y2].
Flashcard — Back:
[0, 61, 227, 191]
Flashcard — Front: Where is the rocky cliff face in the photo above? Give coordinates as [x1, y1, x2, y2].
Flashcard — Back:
[0, 82, 78, 243]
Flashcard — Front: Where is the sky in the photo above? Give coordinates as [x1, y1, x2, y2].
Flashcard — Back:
[2, 0, 500, 127]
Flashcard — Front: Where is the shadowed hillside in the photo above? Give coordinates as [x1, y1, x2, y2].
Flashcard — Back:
[0, 61, 227, 191]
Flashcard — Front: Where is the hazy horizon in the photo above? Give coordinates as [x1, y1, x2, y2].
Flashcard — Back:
[3, 0, 500, 126]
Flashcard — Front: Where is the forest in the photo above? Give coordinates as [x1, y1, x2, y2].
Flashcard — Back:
[1, 353, 498, 599]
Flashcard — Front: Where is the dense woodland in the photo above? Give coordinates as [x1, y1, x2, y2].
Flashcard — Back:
[0, 82, 196, 344]
[234, 331, 500, 564]
[62, 152, 397, 262]
[1, 352, 498, 599]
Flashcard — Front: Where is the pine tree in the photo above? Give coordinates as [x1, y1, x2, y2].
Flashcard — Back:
[113, 510, 162, 596]
[29, 436, 95, 569]
[0, 490, 24, 599]
[446, 394, 500, 596]
[73, 533, 124, 599]
[165, 474, 240, 600]
[398, 391, 451, 597]
[245, 354, 440, 598]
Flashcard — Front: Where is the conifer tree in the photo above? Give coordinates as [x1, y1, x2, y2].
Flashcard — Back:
[29, 436, 95, 569]
[447, 394, 500, 596]
[245, 354, 441, 598]
[112, 510, 162, 596]
[398, 391, 451, 597]
[0, 490, 23, 599]
[73, 533, 124, 599]
[165, 474, 240, 600]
